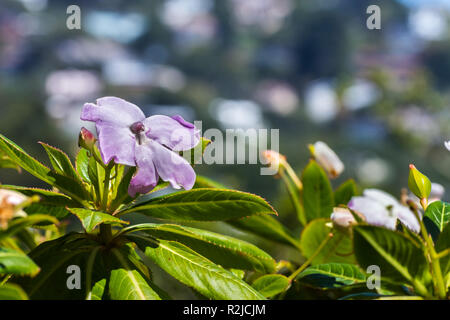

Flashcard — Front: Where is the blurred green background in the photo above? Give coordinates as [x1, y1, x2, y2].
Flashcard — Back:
[0, 0, 449, 298]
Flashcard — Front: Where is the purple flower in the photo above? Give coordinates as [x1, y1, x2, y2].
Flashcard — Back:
[81, 97, 200, 197]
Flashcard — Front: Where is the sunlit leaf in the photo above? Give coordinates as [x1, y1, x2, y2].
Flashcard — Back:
[228, 215, 301, 250]
[302, 160, 334, 222]
[141, 238, 266, 300]
[424, 201, 450, 232]
[123, 223, 275, 273]
[252, 274, 290, 298]
[353, 225, 429, 285]
[300, 218, 355, 264]
[68, 208, 128, 233]
[334, 179, 358, 206]
[119, 188, 277, 221]
[0, 247, 40, 276]
[0, 283, 28, 300]
[297, 263, 366, 288]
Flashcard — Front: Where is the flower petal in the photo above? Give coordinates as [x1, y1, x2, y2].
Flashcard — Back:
[395, 205, 420, 233]
[96, 123, 136, 166]
[348, 196, 397, 230]
[144, 115, 199, 151]
[81, 96, 145, 128]
[363, 189, 399, 207]
[148, 140, 196, 190]
[331, 207, 356, 228]
[128, 143, 159, 197]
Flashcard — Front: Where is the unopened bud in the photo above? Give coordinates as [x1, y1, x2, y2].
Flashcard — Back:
[78, 127, 96, 150]
[309, 141, 344, 179]
[330, 207, 357, 228]
[408, 164, 431, 202]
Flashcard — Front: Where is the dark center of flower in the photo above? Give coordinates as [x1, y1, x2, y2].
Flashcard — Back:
[130, 121, 145, 134]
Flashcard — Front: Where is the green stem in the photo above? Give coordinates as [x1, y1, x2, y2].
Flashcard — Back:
[101, 163, 114, 212]
[436, 248, 450, 259]
[283, 161, 303, 191]
[281, 173, 306, 226]
[415, 205, 446, 299]
[92, 148, 107, 169]
[100, 224, 112, 243]
[288, 233, 333, 281]
[279, 160, 306, 226]
[85, 246, 101, 300]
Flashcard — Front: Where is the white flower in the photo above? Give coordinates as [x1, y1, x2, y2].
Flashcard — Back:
[331, 207, 357, 228]
[445, 140, 450, 151]
[311, 141, 344, 178]
[348, 189, 420, 233]
[0, 189, 27, 229]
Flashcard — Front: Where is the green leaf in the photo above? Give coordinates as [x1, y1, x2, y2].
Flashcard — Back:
[301, 160, 334, 221]
[120, 188, 277, 221]
[24, 203, 71, 220]
[0, 134, 53, 184]
[108, 248, 161, 300]
[88, 155, 105, 202]
[109, 167, 136, 211]
[436, 222, 450, 279]
[424, 201, 450, 232]
[252, 274, 290, 298]
[0, 283, 28, 300]
[39, 142, 80, 181]
[227, 215, 301, 249]
[123, 223, 275, 273]
[75, 149, 91, 183]
[0, 185, 78, 207]
[0, 214, 59, 242]
[141, 238, 266, 300]
[16, 233, 106, 299]
[0, 247, 40, 276]
[334, 179, 358, 206]
[0, 185, 78, 220]
[181, 137, 211, 165]
[0, 149, 20, 172]
[353, 225, 429, 284]
[0, 135, 88, 203]
[67, 208, 128, 233]
[299, 218, 355, 264]
[193, 175, 226, 189]
[297, 263, 366, 288]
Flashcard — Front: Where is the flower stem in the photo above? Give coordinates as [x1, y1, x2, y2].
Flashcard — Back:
[288, 232, 333, 281]
[415, 203, 446, 299]
[99, 224, 112, 243]
[281, 173, 306, 226]
[101, 163, 114, 212]
[436, 248, 450, 259]
[279, 160, 306, 226]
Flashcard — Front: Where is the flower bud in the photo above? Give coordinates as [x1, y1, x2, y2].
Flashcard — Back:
[78, 127, 96, 150]
[261, 150, 286, 173]
[408, 164, 431, 201]
[330, 207, 357, 228]
[309, 141, 344, 178]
